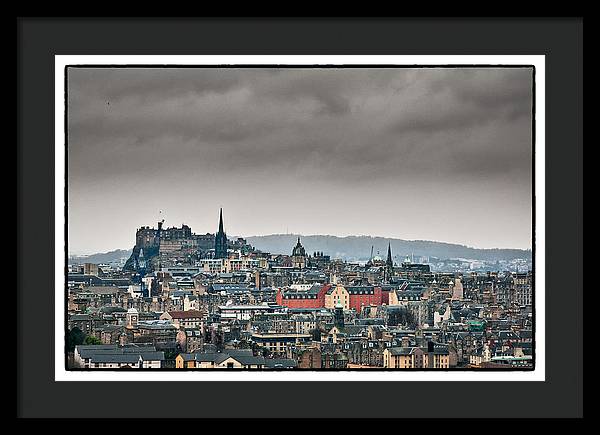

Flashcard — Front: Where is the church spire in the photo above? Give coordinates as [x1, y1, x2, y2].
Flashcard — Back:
[214, 208, 228, 259]
[384, 242, 393, 283]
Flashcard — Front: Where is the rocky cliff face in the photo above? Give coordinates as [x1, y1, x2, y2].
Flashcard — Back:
[124, 244, 159, 272]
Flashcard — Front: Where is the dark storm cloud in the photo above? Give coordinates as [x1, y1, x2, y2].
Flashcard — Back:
[389, 68, 532, 135]
[69, 68, 244, 102]
[67, 67, 533, 253]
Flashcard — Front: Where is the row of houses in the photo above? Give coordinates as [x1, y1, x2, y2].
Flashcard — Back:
[276, 283, 430, 311]
[175, 348, 297, 369]
[73, 344, 164, 368]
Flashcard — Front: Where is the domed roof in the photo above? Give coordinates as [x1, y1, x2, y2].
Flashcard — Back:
[292, 237, 306, 257]
[127, 308, 138, 314]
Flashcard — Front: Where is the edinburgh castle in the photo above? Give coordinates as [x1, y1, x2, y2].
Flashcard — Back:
[124, 210, 253, 272]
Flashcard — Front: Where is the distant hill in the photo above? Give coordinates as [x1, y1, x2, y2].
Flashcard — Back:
[68, 249, 132, 265]
[69, 235, 531, 265]
[244, 234, 531, 262]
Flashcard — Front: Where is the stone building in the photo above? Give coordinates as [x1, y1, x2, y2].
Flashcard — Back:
[291, 237, 307, 269]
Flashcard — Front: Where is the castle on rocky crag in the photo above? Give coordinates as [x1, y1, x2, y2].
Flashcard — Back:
[124, 209, 252, 272]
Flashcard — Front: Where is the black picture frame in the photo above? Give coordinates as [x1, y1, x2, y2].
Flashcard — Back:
[17, 17, 583, 419]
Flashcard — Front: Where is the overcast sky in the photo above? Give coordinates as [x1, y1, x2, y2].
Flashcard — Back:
[67, 67, 533, 255]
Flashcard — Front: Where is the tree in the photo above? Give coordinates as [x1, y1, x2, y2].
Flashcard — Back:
[388, 308, 416, 328]
[83, 335, 102, 345]
[164, 349, 179, 361]
[67, 327, 86, 352]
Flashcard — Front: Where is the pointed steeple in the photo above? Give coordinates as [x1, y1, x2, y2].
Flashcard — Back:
[214, 208, 228, 259]
[384, 242, 393, 283]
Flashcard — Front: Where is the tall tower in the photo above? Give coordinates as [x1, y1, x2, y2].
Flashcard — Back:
[214, 208, 228, 259]
[386, 243, 393, 267]
[384, 242, 394, 283]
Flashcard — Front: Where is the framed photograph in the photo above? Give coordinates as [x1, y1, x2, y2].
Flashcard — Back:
[18, 18, 583, 419]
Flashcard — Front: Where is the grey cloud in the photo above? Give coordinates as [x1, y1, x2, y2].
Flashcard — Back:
[439, 68, 532, 108]
[69, 68, 245, 103]
[388, 68, 532, 135]
[67, 67, 533, 253]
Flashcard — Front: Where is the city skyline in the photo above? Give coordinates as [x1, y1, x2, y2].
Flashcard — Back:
[67, 67, 533, 254]
[68, 215, 533, 258]
[64, 64, 536, 374]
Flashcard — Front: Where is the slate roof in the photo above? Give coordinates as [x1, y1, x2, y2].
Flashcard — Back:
[167, 310, 204, 319]
[354, 318, 385, 326]
[70, 314, 91, 321]
[212, 284, 251, 293]
[231, 354, 266, 366]
[394, 289, 425, 300]
[338, 325, 366, 336]
[387, 345, 449, 356]
[519, 330, 533, 339]
[76, 344, 164, 363]
[137, 320, 177, 330]
[281, 284, 327, 298]
[387, 347, 416, 356]
[498, 330, 519, 340]
[182, 349, 266, 366]
[345, 286, 375, 294]
[92, 354, 141, 364]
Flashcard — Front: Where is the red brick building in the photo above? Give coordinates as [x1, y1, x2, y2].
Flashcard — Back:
[277, 284, 391, 312]
[276, 284, 330, 309]
[344, 286, 390, 312]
